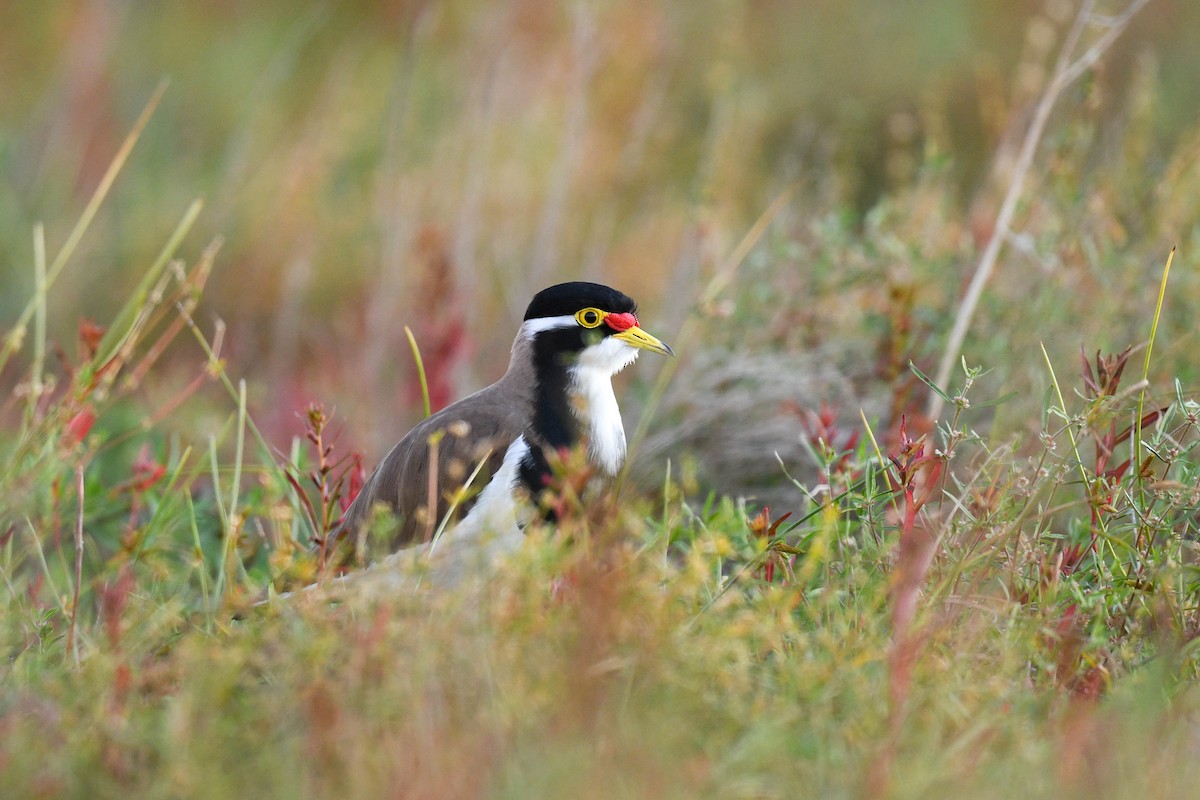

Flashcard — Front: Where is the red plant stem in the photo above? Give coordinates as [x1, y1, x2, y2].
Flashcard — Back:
[892, 488, 921, 636]
[873, 460, 943, 792]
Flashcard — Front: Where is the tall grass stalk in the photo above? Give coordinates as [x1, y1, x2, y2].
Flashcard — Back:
[66, 463, 84, 666]
[187, 494, 212, 630]
[211, 381, 249, 604]
[1134, 247, 1176, 479]
[404, 325, 432, 419]
[208, 435, 231, 603]
[624, 182, 797, 473]
[0, 80, 168, 377]
[929, 0, 1149, 419]
[92, 199, 205, 376]
[1041, 341, 1090, 500]
[27, 224, 47, 425]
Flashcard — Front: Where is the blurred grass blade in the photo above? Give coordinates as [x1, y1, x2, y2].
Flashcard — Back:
[1040, 342, 1089, 494]
[0, 79, 168, 377]
[67, 463, 85, 666]
[132, 446, 194, 561]
[209, 434, 231, 603]
[187, 494, 212, 629]
[404, 325, 432, 419]
[27, 224, 47, 423]
[90, 198, 205, 375]
[1134, 246, 1175, 464]
[625, 182, 796, 468]
[698, 182, 798, 307]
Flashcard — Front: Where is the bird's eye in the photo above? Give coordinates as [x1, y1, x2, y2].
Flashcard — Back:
[575, 308, 604, 328]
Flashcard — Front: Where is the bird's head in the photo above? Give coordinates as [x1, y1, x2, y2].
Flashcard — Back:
[520, 282, 673, 375]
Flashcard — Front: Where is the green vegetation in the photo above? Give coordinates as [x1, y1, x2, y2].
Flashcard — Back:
[5, 2, 1200, 797]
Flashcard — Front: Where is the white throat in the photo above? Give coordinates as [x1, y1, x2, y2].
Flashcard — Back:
[569, 337, 639, 475]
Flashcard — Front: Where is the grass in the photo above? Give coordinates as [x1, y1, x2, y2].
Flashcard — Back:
[4, 189, 1200, 795]
[6, 2, 1200, 798]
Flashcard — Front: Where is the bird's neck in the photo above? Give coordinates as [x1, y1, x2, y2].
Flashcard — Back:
[500, 330, 581, 455]
[568, 361, 628, 475]
[511, 334, 633, 477]
[529, 350, 584, 454]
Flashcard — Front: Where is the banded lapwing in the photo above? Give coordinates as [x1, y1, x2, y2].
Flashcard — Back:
[330, 281, 673, 583]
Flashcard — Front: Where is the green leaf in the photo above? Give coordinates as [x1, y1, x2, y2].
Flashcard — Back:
[909, 360, 950, 403]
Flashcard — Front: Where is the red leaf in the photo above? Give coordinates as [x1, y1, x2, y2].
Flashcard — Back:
[64, 406, 96, 446]
[79, 319, 106, 359]
[339, 453, 366, 513]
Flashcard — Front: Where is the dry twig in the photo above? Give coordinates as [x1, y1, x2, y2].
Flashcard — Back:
[928, 0, 1151, 421]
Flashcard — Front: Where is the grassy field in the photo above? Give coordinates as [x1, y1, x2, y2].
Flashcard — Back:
[6, 2, 1200, 797]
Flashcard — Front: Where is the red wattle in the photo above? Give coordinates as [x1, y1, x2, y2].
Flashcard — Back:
[604, 312, 638, 331]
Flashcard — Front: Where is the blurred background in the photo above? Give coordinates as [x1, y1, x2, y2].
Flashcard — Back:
[3, 0, 1199, 500]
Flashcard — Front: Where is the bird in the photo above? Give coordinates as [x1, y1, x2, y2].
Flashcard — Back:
[327, 281, 673, 586]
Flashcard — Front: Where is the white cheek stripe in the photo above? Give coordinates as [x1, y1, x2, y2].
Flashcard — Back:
[520, 315, 579, 335]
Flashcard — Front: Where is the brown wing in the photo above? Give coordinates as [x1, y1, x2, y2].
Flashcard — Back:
[332, 382, 529, 558]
